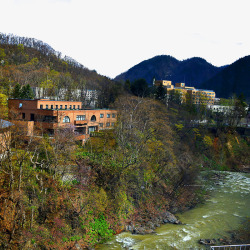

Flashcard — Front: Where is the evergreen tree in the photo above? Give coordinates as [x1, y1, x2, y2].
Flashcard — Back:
[131, 79, 149, 97]
[124, 79, 131, 92]
[20, 84, 34, 99]
[12, 83, 22, 98]
[155, 83, 166, 101]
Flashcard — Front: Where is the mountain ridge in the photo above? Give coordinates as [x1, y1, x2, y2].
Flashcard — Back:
[115, 55, 224, 87]
[200, 55, 250, 100]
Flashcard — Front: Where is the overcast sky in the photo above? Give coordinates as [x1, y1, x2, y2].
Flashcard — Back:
[1, 0, 249, 78]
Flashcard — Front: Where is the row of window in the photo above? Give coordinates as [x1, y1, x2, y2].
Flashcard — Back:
[63, 116, 114, 127]
[40, 104, 81, 110]
[99, 122, 115, 127]
[39, 105, 116, 118]
[76, 115, 85, 120]
[75, 114, 116, 121]
[100, 113, 116, 118]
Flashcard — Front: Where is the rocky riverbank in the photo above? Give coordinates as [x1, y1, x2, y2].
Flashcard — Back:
[125, 211, 181, 235]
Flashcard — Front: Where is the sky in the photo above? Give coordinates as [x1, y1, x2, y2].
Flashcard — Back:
[1, 0, 249, 78]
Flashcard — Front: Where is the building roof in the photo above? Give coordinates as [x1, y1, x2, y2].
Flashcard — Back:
[195, 89, 215, 92]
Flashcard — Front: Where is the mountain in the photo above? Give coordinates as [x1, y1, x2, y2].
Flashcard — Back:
[200, 55, 250, 100]
[115, 55, 224, 87]
[0, 33, 124, 108]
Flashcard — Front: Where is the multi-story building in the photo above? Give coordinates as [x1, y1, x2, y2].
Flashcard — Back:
[154, 80, 215, 105]
[32, 87, 98, 107]
[187, 88, 215, 105]
[154, 80, 174, 89]
[8, 99, 117, 144]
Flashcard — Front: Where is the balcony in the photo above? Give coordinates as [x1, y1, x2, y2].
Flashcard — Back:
[74, 120, 87, 126]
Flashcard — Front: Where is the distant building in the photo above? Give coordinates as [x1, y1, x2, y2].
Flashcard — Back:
[8, 99, 117, 144]
[31, 87, 98, 107]
[207, 104, 233, 113]
[154, 80, 216, 105]
[154, 80, 173, 89]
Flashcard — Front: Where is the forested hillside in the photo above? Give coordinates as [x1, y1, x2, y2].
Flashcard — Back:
[201, 55, 250, 101]
[0, 33, 123, 108]
[0, 33, 249, 249]
[115, 55, 223, 87]
[1, 92, 249, 249]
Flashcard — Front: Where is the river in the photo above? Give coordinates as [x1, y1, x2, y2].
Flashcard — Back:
[98, 171, 250, 249]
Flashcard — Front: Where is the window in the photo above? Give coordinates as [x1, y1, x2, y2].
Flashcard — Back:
[112, 113, 116, 118]
[107, 114, 110, 118]
[56, 105, 58, 109]
[99, 123, 103, 127]
[60, 105, 62, 109]
[43, 116, 56, 122]
[22, 113, 25, 119]
[19, 103, 23, 108]
[40, 105, 43, 109]
[30, 114, 35, 121]
[91, 115, 96, 121]
[88, 126, 96, 133]
[46, 105, 48, 109]
[65, 105, 67, 109]
[63, 116, 70, 123]
[76, 115, 85, 120]
[69, 105, 72, 109]
[100, 113, 104, 118]
[111, 122, 115, 127]
[73, 105, 75, 109]
[106, 122, 110, 127]
[51, 105, 53, 109]
[77, 105, 80, 109]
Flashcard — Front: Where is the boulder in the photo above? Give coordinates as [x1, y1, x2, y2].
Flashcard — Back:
[164, 211, 181, 224]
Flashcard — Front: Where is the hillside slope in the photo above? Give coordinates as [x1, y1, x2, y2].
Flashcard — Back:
[0, 33, 123, 108]
[201, 55, 250, 100]
[115, 55, 223, 88]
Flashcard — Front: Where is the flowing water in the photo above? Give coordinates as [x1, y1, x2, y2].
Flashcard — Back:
[98, 171, 250, 249]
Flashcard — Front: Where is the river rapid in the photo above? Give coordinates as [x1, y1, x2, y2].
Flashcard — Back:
[98, 171, 250, 249]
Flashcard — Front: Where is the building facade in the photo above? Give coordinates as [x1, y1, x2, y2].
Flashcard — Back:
[154, 80, 216, 105]
[8, 99, 117, 143]
[32, 87, 98, 107]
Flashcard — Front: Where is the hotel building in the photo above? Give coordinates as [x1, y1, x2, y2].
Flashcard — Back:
[154, 80, 216, 105]
[8, 99, 117, 143]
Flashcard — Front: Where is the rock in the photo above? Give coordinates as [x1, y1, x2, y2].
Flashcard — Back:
[146, 221, 156, 230]
[126, 225, 134, 232]
[163, 218, 168, 223]
[199, 239, 216, 245]
[75, 243, 82, 250]
[164, 211, 181, 224]
[132, 227, 145, 235]
[126, 211, 182, 236]
[144, 229, 155, 234]
[133, 226, 155, 235]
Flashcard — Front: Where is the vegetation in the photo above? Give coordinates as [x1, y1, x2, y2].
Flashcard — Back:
[0, 34, 249, 249]
[0, 33, 124, 108]
[201, 55, 250, 101]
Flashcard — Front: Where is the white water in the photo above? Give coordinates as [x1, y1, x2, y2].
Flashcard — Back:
[98, 171, 250, 250]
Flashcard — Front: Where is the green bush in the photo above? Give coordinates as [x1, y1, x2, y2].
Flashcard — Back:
[87, 214, 114, 245]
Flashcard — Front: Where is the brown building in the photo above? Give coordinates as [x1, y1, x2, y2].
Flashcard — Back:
[8, 99, 117, 143]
